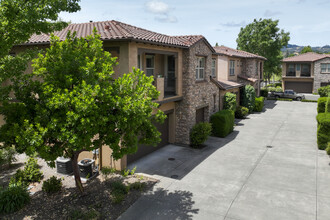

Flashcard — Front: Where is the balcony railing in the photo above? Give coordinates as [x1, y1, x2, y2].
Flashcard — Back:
[286, 71, 296, 77]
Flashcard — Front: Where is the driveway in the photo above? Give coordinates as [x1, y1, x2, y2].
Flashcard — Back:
[119, 100, 330, 220]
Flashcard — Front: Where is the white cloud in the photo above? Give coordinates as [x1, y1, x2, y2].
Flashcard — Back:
[221, 21, 246, 27]
[264, 10, 281, 17]
[155, 15, 177, 23]
[145, 0, 170, 14]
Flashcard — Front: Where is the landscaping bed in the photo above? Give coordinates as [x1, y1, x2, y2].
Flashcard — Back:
[0, 154, 157, 219]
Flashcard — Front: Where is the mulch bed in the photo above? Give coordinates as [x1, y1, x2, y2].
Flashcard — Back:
[1, 155, 158, 220]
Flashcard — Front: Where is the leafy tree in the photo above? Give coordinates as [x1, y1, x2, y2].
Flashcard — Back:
[215, 42, 219, 47]
[300, 46, 313, 54]
[0, 0, 81, 109]
[236, 18, 290, 84]
[0, 31, 165, 192]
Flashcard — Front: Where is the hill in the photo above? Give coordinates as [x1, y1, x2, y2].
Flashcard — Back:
[282, 44, 330, 55]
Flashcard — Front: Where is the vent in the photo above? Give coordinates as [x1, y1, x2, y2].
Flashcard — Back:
[267, 145, 273, 149]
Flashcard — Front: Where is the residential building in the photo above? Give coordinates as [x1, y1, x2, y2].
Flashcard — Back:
[282, 52, 330, 93]
[12, 20, 219, 169]
[212, 46, 266, 107]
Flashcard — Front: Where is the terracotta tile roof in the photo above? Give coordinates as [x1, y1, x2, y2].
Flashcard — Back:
[282, 52, 330, 62]
[211, 77, 243, 90]
[214, 45, 266, 60]
[237, 75, 258, 83]
[25, 20, 205, 48]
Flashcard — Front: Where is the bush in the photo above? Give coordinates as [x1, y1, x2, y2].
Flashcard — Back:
[223, 92, 237, 112]
[318, 85, 330, 97]
[267, 87, 283, 93]
[101, 167, 117, 178]
[254, 97, 265, 112]
[190, 122, 212, 148]
[0, 185, 30, 214]
[325, 143, 330, 155]
[235, 106, 249, 119]
[317, 97, 330, 113]
[110, 181, 129, 204]
[210, 110, 234, 138]
[129, 181, 145, 191]
[9, 157, 43, 187]
[0, 147, 17, 168]
[241, 85, 256, 113]
[42, 176, 62, 194]
[260, 89, 268, 98]
[23, 157, 43, 183]
[316, 113, 330, 150]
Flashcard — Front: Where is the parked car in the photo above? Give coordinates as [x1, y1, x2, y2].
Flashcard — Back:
[272, 90, 305, 101]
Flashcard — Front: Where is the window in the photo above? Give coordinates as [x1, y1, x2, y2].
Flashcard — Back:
[137, 55, 141, 69]
[301, 64, 311, 76]
[321, 63, 330, 73]
[229, 60, 235, 76]
[296, 64, 301, 71]
[287, 64, 295, 76]
[146, 55, 154, 77]
[196, 57, 205, 80]
[211, 59, 216, 78]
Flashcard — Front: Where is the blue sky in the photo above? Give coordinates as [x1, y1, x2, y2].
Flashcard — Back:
[59, 0, 330, 48]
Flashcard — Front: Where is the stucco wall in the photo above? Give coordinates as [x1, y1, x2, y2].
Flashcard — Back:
[175, 40, 219, 145]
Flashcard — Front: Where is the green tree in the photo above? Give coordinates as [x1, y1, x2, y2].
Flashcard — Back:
[300, 46, 313, 54]
[236, 18, 290, 84]
[215, 42, 219, 46]
[0, 31, 165, 192]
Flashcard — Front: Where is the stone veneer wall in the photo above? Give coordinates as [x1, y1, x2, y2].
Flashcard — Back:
[240, 58, 262, 95]
[175, 40, 219, 145]
[314, 57, 330, 92]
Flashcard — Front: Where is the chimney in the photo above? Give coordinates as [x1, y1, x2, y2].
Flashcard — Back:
[89, 20, 93, 23]
[105, 25, 110, 30]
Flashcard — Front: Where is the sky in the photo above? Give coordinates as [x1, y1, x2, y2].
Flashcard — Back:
[59, 0, 330, 48]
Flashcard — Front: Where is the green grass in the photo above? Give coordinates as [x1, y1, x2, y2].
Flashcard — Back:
[301, 99, 317, 103]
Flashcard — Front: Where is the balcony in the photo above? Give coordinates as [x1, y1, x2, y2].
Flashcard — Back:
[286, 70, 296, 77]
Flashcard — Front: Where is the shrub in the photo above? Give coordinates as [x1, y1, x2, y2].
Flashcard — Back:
[316, 113, 330, 150]
[110, 181, 129, 204]
[223, 92, 237, 112]
[325, 143, 330, 155]
[0, 185, 30, 214]
[0, 147, 17, 168]
[235, 106, 249, 119]
[260, 89, 268, 98]
[130, 181, 145, 191]
[190, 122, 212, 148]
[318, 85, 330, 97]
[317, 97, 330, 113]
[254, 97, 265, 112]
[101, 167, 117, 178]
[267, 87, 282, 93]
[241, 85, 256, 113]
[210, 110, 234, 138]
[23, 157, 43, 183]
[42, 176, 62, 194]
[9, 157, 43, 187]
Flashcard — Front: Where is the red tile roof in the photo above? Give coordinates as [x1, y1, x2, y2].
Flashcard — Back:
[211, 77, 243, 90]
[214, 46, 266, 60]
[282, 52, 330, 62]
[25, 20, 206, 48]
[237, 75, 258, 83]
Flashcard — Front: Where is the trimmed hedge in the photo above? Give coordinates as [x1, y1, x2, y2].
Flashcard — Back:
[241, 85, 256, 113]
[301, 99, 317, 103]
[223, 92, 237, 112]
[260, 89, 268, 98]
[316, 113, 330, 150]
[317, 97, 330, 113]
[190, 122, 212, 148]
[210, 110, 234, 138]
[235, 106, 249, 119]
[318, 85, 330, 97]
[325, 142, 330, 155]
[254, 97, 265, 112]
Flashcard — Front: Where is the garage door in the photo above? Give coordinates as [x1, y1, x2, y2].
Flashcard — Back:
[127, 114, 169, 164]
[285, 81, 313, 93]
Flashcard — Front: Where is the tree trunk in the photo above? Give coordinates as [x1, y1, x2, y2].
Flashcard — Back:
[72, 153, 84, 193]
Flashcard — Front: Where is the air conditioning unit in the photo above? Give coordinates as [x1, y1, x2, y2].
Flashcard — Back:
[56, 157, 73, 175]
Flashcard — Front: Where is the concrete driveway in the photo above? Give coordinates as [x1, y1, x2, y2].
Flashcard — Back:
[119, 100, 330, 220]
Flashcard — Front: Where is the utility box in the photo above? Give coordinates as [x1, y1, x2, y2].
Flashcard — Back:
[78, 159, 94, 178]
[56, 157, 73, 175]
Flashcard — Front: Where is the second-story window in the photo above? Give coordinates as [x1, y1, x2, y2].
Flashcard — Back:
[196, 57, 205, 80]
[146, 55, 154, 77]
[229, 60, 235, 76]
[287, 64, 295, 76]
[296, 64, 301, 71]
[321, 63, 330, 73]
[211, 58, 216, 78]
